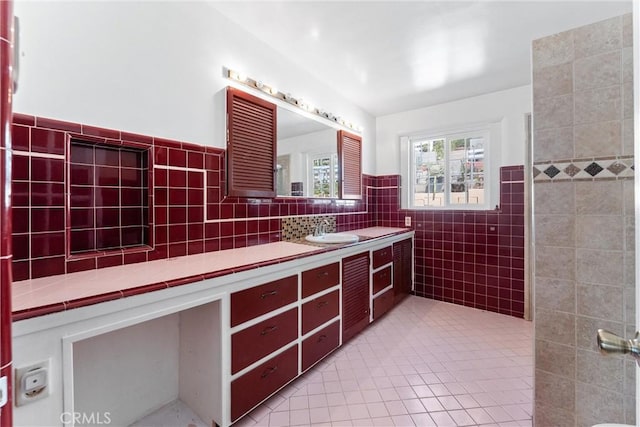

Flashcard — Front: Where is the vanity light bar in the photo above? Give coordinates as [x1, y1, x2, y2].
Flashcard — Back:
[226, 68, 363, 133]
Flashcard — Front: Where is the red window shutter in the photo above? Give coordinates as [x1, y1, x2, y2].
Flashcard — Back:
[226, 87, 277, 198]
[338, 130, 362, 200]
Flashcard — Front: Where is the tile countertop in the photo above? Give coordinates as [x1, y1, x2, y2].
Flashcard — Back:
[12, 227, 411, 320]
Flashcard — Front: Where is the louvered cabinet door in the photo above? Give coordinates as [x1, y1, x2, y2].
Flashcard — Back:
[338, 130, 362, 200]
[226, 87, 277, 198]
[393, 239, 413, 304]
[341, 251, 370, 343]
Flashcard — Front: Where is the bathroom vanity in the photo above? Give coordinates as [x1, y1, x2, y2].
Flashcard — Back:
[11, 227, 413, 427]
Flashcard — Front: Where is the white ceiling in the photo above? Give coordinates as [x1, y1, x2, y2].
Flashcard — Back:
[210, 1, 632, 117]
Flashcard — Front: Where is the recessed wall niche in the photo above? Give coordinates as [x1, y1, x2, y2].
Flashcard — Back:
[68, 140, 151, 255]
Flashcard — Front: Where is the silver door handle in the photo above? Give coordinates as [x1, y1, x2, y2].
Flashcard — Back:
[597, 329, 640, 364]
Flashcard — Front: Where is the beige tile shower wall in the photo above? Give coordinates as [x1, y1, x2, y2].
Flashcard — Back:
[532, 14, 635, 427]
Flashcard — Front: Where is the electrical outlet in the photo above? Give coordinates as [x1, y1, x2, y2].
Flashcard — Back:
[404, 216, 411, 226]
[15, 359, 50, 406]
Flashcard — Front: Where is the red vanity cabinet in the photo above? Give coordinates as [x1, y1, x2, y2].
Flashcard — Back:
[342, 251, 370, 343]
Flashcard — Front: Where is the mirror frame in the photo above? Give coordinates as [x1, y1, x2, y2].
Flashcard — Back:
[226, 85, 362, 200]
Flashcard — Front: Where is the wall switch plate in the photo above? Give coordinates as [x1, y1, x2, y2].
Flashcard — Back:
[0, 376, 7, 407]
[405, 216, 411, 226]
[15, 359, 50, 406]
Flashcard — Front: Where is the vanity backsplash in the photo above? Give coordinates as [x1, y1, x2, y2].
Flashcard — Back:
[281, 215, 336, 241]
[10, 114, 373, 281]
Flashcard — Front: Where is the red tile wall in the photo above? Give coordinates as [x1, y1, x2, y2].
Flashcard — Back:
[1, 0, 13, 424]
[9, 114, 525, 318]
[69, 142, 150, 254]
[370, 166, 526, 318]
[11, 114, 374, 281]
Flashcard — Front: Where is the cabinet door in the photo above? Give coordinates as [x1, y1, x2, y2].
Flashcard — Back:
[373, 288, 394, 320]
[302, 290, 340, 335]
[372, 245, 393, 269]
[226, 87, 277, 198]
[393, 239, 413, 304]
[230, 275, 298, 327]
[230, 345, 298, 422]
[338, 130, 362, 200]
[302, 321, 340, 372]
[231, 308, 298, 374]
[372, 265, 392, 295]
[301, 262, 340, 298]
[342, 251, 370, 343]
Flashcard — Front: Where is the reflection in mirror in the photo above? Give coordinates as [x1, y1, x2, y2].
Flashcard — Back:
[276, 107, 337, 198]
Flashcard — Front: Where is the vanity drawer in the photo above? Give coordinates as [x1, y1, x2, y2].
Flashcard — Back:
[301, 290, 339, 335]
[231, 344, 299, 422]
[302, 262, 340, 298]
[230, 275, 298, 327]
[372, 246, 393, 269]
[231, 308, 298, 374]
[302, 320, 340, 372]
[373, 288, 394, 320]
[372, 265, 392, 295]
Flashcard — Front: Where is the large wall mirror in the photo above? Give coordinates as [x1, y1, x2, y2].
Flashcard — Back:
[226, 86, 362, 200]
[276, 107, 338, 198]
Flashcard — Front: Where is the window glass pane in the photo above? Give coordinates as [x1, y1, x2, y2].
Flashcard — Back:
[449, 136, 485, 205]
[312, 156, 333, 197]
[449, 138, 467, 205]
[467, 137, 484, 205]
[412, 139, 445, 207]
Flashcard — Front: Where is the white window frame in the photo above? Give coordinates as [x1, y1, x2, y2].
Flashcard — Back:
[401, 126, 493, 210]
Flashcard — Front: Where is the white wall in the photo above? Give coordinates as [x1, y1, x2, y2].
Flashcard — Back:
[375, 85, 532, 176]
[73, 314, 180, 427]
[13, 1, 376, 173]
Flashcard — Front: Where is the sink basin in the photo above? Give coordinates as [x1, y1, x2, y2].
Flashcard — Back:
[305, 233, 359, 244]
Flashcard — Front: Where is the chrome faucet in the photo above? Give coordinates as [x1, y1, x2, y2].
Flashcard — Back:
[313, 219, 331, 236]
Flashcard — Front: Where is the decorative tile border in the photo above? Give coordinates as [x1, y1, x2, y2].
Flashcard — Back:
[281, 215, 336, 241]
[533, 156, 634, 182]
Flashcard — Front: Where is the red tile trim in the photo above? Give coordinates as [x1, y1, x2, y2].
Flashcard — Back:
[166, 275, 205, 288]
[121, 132, 153, 147]
[36, 117, 82, 133]
[12, 113, 35, 126]
[64, 291, 124, 310]
[81, 124, 121, 140]
[121, 282, 168, 297]
[12, 302, 67, 321]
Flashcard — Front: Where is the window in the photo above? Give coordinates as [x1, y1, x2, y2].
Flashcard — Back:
[310, 153, 339, 198]
[403, 128, 490, 209]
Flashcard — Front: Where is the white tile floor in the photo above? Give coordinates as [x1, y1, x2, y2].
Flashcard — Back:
[236, 296, 533, 427]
